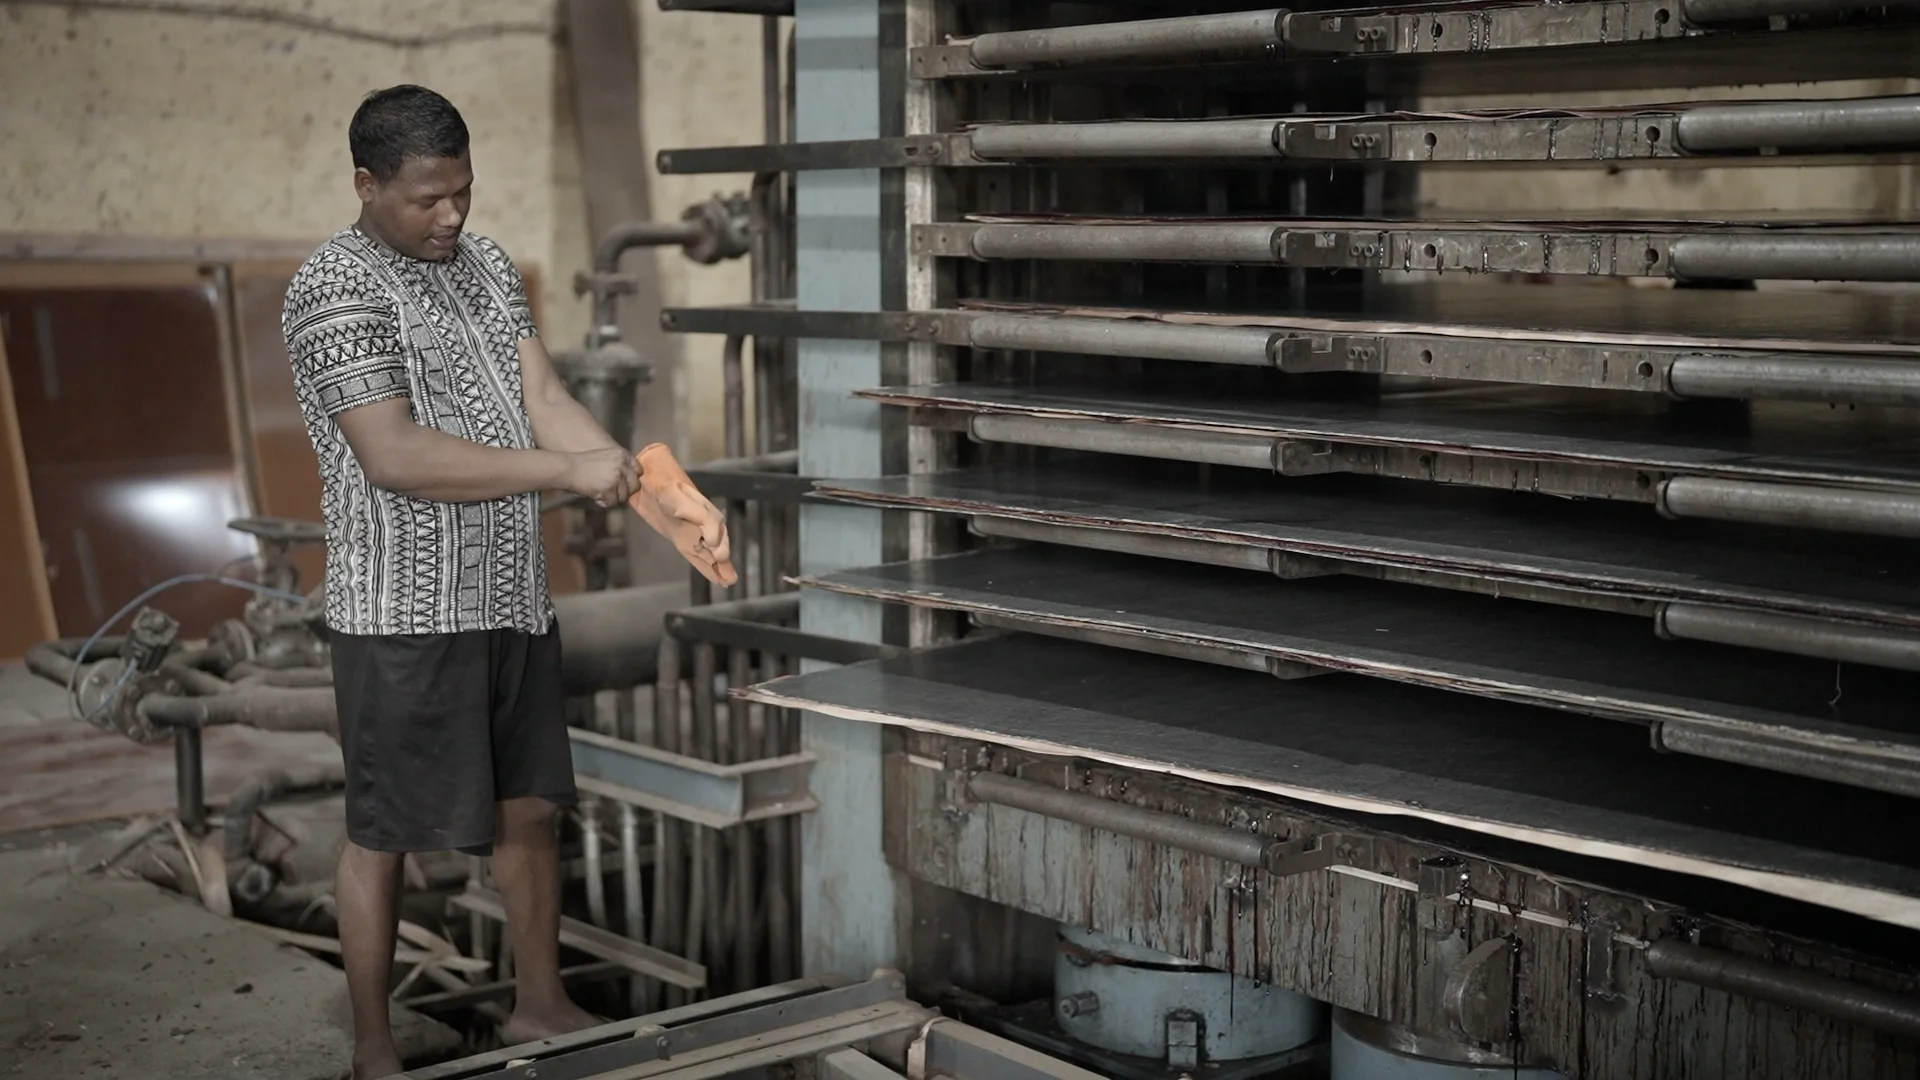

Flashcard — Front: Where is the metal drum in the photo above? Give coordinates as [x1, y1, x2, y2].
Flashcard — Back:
[1053, 925, 1323, 1065]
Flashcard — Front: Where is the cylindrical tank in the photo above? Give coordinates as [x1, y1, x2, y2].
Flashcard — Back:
[1053, 925, 1323, 1063]
[1330, 1008, 1568, 1080]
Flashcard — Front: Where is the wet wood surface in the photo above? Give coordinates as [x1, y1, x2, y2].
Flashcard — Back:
[888, 738, 1920, 1078]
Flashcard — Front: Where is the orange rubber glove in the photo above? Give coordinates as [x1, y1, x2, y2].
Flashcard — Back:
[629, 443, 738, 587]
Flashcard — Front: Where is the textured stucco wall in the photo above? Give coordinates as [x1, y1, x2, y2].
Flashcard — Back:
[0, 0, 766, 459]
[635, 3, 763, 460]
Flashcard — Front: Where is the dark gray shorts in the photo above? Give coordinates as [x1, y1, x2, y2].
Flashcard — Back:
[330, 624, 578, 855]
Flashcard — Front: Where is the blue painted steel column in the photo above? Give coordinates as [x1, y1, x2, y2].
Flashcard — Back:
[793, 0, 899, 978]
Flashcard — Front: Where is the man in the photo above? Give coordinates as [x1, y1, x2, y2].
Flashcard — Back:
[283, 85, 731, 1078]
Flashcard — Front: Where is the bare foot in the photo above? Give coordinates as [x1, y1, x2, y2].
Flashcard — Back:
[501, 1000, 605, 1046]
[351, 1042, 405, 1079]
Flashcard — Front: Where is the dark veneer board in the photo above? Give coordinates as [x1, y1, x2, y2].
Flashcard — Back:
[811, 459, 1920, 628]
[740, 634, 1920, 926]
[800, 545, 1920, 757]
[858, 383, 1920, 493]
[964, 283, 1920, 353]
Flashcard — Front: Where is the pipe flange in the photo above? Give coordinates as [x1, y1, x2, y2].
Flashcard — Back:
[229, 861, 278, 906]
[680, 194, 752, 265]
[77, 661, 184, 744]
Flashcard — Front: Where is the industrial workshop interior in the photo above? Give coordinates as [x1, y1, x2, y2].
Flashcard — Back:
[8, 0, 1920, 1077]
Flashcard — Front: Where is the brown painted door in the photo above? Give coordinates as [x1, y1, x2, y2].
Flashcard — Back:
[229, 261, 329, 593]
[0, 335, 59, 658]
[0, 265, 254, 639]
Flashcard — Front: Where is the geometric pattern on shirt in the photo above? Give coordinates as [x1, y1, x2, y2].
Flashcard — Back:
[281, 227, 554, 636]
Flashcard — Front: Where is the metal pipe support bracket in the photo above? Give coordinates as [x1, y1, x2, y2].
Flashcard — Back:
[570, 728, 818, 830]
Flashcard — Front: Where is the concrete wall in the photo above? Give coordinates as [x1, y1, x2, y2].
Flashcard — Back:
[0, 0, 765, 460]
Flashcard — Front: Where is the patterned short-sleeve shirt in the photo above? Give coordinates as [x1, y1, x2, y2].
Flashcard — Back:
[282, 227, 553, 637]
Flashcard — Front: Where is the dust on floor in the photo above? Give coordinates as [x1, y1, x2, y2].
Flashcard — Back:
[0, 841, 460, 1079]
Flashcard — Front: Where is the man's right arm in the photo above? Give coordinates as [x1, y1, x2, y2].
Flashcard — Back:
[285, 257, 632, 507]
[334, 399, 631, 505]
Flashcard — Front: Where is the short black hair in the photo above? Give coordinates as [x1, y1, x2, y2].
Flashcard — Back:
[349, 85, 469, 181]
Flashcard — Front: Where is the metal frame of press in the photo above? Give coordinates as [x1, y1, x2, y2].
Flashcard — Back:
[639, 0, 1920, 1076]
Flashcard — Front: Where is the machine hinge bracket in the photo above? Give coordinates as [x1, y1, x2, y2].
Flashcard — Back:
[1275, 121, 1393, 159]
[1273, 332, 1388, 373]
[1586, 915, 1623, 1001]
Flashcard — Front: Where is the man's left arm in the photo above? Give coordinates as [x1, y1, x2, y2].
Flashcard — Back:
[485, 236, 625, 456]
[490, 241, 734, 584]
[519, 335, 626, 454]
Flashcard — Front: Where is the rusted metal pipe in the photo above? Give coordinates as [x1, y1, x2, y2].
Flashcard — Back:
[165, 663, 235, 697]
[727, 645, 755, 991]
[676, 592, 800, 625]
[24, 637, 115, 685]
[1658, 477, 1920, 540]
[723, 335, 747, 460]
[968, 10, 1286, 68]
[594, 220, 707, 273]
[224, 760, 346, 902]
[583, 798, 609, 929]
[1676, 96, 1920, 154]
[23, 642, 77, 683]
[138, 687, 338, 735]
[696, 449, 800, 474]
[553, 582, 688, 693]
[1657, 602, 1920, 672]
[235, 667, 334, 689]
[689, 643, 723, 976]
[591, 220, 708, 333]
[177, 728, 207, 835]
[620, 801, 647, 1013]
[966, 771, 1283, 870]
[1646, 940, 1920, 1039]
[652, 633, 686, 1006]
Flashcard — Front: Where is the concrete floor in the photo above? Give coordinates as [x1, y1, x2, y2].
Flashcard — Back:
[0, 660, 65, 727]
[0, 839, 462, 1079]
[0, 662, 464, 1078]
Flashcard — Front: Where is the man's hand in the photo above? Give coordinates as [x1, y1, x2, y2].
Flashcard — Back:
[564, 447, 639, 507]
